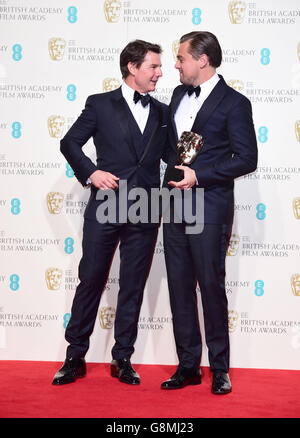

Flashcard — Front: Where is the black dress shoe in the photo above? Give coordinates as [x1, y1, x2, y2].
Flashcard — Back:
[161, 366, 201, 390]
[212, 371, 232, 394]
[110, 358, 140, 385]
[52, 357, 86, 385]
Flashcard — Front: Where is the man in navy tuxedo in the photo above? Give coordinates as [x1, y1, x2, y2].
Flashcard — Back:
[52, 40, 168, 386]
[161, 31, 257, 393]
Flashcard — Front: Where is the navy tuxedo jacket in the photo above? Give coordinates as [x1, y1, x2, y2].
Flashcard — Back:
[166, 75, 258, 225]
[60, 87, 168, 222]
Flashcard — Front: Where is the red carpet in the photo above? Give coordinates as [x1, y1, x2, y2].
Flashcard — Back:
[0, 361, 300, 419]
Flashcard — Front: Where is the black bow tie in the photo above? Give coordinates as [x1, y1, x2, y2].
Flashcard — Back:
[187, 86, 201, 97]
[133, 91, 151, 107]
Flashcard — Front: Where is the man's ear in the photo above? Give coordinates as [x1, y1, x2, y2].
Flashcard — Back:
[127, 61, 137, 76]
[199, 53, 209, 69]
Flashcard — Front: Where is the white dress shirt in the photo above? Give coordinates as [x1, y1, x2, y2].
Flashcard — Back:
[174, 73, 220, 139]
[121, 81, 150, 134]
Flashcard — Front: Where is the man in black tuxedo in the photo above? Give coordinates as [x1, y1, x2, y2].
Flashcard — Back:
[52, 40, 168, 386]
[161, 32, 257, 393]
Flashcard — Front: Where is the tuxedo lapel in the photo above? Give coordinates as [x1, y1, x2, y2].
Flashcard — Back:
[139, 99, 162, 164]
[191, 75, 227, 133]
[111, 87, 138, 161]
[170, 86, 188, 149]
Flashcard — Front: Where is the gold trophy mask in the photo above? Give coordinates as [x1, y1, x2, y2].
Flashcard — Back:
[165, 131, 204, 182]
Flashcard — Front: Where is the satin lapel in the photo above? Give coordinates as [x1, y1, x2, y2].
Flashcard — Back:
[191, 76, 227, 133]
[139, 99, 162, 164]
[111, 87, 138, 161]
[170, 85, 188, 149]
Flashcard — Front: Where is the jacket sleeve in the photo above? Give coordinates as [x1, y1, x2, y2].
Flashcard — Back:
[60, 96, 98, 186]
[195, 97, 258, 187]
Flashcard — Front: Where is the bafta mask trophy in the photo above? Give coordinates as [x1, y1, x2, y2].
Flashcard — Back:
[165, 131, 204, 182]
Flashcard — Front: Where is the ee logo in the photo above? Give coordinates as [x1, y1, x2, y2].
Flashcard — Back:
[64, 237, 74, 254]
[192, 8, 202, 25]
[256, 203, 266, 220]
[260, 48, 270, 65]
[67, 6, 78, 23]
[12, 122, 22, 138]
[254, 280, 264, 296]
[258, 126, 268, 143]
[67, 84, 77, 101]
[12, 44, 22, 61]
[11, 198, 21, 215]
[63, 313, 71, 328]
[65, 163, 74, 178]
[10, 274, 20, 291]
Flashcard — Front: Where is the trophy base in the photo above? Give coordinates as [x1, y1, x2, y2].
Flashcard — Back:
[165, 166, 184, 182]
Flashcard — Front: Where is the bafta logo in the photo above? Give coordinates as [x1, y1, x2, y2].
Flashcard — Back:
[293, 197, 300, 219]
[46, 192, 64, 214]
[104, 0, 121, 23]
[228, 310, 239, 332]
[295, 120, 300, 142]
[103, 77, 121, 92]
[45, 268, 63, 290]
[228, 0, 246, 24]
[227, 79, 244, 92]
[297, 42, 300, 61]
[172, 40, 180, 62]
[227, 234, 240, 256]
[48, 37, 66, 61]
[48, 115, 65, 138]
[291, 274, 300, 296]
[99, 307, 116, 329]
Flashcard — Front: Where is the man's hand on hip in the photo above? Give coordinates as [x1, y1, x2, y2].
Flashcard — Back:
[89, 170, 119, 190]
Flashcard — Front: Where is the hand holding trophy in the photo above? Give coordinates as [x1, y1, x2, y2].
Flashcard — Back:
[165, 131, 204, 182]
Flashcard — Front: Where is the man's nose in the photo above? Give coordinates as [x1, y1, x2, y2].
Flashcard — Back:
[156, 67, 162, 77]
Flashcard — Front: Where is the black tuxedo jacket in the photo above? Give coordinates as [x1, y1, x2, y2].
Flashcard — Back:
[166, 75, 258, 225]
[60, 87, 168, 223]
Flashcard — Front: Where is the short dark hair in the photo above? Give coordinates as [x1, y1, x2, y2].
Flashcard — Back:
[180, 31, 222, 68]
[120, 39, 162, 79]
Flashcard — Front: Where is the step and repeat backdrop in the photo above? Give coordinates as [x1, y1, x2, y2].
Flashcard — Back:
[0, 0, 299, 370]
